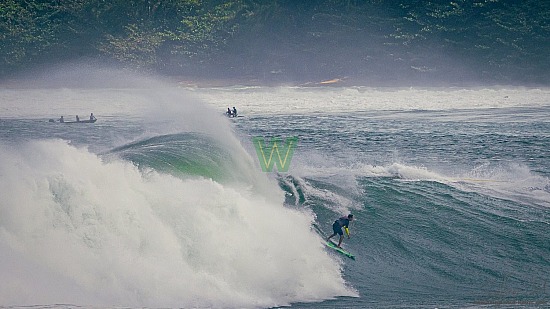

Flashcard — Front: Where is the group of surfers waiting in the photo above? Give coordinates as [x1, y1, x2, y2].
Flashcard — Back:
[226, 107, 238, 117]
[59, 113, 96, 123]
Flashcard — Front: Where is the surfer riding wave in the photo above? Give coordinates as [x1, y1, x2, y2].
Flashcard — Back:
[327, 214, 353, 248]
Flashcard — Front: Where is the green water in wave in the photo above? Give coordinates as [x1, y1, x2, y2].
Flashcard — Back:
[110, 133, 236, 181]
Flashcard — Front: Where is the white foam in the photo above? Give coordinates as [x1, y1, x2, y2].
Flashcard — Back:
[292, 159, 550, 209]
[2, 86, 548, 119]
[0, 140, 355, 307]
[192, 86, 550, 115]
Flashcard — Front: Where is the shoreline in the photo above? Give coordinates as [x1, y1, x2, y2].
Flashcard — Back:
[0, 73, 548, 89]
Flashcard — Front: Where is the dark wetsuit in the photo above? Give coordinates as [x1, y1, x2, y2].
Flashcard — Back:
[332, 216, 351, 236]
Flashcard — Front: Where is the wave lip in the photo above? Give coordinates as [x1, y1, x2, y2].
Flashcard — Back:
[109, 133, 235, 181]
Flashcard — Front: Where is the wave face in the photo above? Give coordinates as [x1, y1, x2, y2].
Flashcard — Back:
[244, 104, 550, 308]
[283, 168, 550, 307]
[0, 139, 354, 307]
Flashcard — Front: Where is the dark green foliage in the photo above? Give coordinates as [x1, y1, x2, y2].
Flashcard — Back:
[388, 0, 550, 82]
[0, 0, 548, 84]
[0, 0, 245, 74]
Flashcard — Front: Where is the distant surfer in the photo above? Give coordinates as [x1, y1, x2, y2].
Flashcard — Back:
[327, 214, 353, 248]
[59, 116, 64, 123]
[76, 115, 80, 122]
[90, 113, 96, 121]
[232, 106, 237, 117]
[226, 107, 233, 117]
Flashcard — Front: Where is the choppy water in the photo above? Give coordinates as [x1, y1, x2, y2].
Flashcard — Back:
[0, 83, 549, 308]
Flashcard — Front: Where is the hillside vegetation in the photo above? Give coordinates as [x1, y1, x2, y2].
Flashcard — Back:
[1, 0, 548, 84]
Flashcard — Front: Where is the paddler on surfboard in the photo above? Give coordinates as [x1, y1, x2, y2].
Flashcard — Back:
[327, 214, 353, 248]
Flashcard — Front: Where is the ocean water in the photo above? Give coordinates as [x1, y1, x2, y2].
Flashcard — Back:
[0, 79, 549, 308]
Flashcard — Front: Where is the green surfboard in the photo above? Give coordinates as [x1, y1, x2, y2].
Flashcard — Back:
[313, 223, 355, 260]
[326, 240, 355, 260]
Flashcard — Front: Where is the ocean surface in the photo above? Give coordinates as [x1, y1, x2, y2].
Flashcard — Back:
[1, 79, 549, 308]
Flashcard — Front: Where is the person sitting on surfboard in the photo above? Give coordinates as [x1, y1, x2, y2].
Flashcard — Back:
[327, 214, 353, 248]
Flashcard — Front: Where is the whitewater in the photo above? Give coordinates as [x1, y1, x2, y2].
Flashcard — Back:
[1, 72, 549, 308]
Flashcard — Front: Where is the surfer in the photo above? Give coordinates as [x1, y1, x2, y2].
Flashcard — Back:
[232, 106, 237, 117]
[59, 116, 64, 123]
[76, 115, 80, 122]
[90, 113, 96, 121]
[226, 107, 233, 117]
[327, 214, 353, 248]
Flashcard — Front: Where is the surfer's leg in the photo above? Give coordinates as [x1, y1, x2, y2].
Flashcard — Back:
[328, 221, 339, 241]
[337, 235, 343, 248]
[334, 222, 344, 247]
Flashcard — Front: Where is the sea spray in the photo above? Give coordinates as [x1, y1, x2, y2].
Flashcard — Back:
[0, 140, 355, 307]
